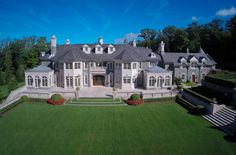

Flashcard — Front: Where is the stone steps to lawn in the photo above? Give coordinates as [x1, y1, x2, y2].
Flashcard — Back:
[202, 107, 236, 136]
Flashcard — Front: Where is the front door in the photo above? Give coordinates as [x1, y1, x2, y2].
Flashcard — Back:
[192, 75, 196, 83]
[93, 75, 105, 86]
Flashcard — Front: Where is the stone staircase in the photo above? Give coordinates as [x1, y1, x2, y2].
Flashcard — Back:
[202, 107, 236, 135]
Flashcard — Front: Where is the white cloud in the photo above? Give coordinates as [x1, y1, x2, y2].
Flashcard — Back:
[191, 16, 200, 21]
[216, 7, 236, 17]
[114, 33, 140, 44]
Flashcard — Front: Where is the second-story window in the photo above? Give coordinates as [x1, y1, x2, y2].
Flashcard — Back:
[84, 62, 88, 69]
[150, 62, 156, 67]
[133, 63, 137, 69]
[66, 63, 73, 69]
[74, 63, 81, 69]
[191, 62, 198, 68]
[124, 63, 131, 69]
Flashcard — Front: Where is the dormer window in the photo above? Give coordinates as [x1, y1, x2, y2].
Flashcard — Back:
[83, 45, 91, 54]
[108, 45, 115, 54]
[95, 45, 103, 54]
[149, 53, 156, 58]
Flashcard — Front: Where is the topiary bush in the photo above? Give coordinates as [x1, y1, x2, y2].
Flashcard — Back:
[130, 93, 141, 101]
[126, 93, 144, 105]
[48, 94, 65, 105]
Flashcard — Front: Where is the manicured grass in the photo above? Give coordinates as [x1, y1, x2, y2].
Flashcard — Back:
[182, 82, 197, 87]
[0, 102, 236, 155]
[69, 98, 124, 105]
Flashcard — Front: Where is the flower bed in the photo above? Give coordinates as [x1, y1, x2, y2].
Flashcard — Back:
[47, 94, 65, 105]
[126, 99, 144, 105]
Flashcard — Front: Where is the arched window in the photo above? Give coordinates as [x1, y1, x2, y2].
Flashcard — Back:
[157, 76, 164, 87]
[42, 76, 48, 87]
[149, 76, 155, 87]
[27, 76, 33, 86]
[165, 76, 171, 86]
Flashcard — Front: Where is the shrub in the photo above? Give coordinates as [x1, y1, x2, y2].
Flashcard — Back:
[21, 95, 28, 102]
[126, 93, 144, 105]
[48, 94, 65, 105]
[130, 93, 141, 101]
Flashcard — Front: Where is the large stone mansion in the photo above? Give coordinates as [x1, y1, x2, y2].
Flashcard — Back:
[24, 35, 217, 90]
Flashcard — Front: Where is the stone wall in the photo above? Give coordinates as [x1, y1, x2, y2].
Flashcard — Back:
[181, 90, 225, 114]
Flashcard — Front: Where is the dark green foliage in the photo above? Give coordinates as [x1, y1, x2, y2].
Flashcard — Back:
[20, 95, 28, 102]
[51, 94, 63, 101]
[7, 78, 18, 92]
[205, 76, 236, 89]
[130, 93, 141, 101]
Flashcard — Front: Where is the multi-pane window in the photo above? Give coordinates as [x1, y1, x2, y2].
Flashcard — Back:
[84, 74, 88, 85]
[74, 62, 81, 69]
[96, 62, 103, 67]
[66, 76, 73, 88]
[84, 63, 88, 69]
[75, 76, 80, 87]
[124, 63, 131, 69]
[108, 63, 113, 70]
[181, 74, 185, 80]
[66, 63, 73, 69]
[191, 62, 198, 68]
[150, 62, 156, 67]
[42, 76, 48, 87]
[139, 62, 142, 69]
[27, 76, 33, 86]
[165, 76, 171, 86]
[133, 63, 137, 69]
[149, 76, 155, 86]
[123, 76, 131, 83]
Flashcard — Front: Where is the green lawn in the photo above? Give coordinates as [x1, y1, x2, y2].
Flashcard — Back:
[0, 102, 235, 155]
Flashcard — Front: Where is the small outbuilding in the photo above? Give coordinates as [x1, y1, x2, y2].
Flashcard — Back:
[25, 65, 54, 88]
[144, 66, 172, 89]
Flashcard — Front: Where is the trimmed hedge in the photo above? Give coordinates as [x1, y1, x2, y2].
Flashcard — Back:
[48, 94, 65, 105]
[144, 97, 174, 103]
[205, 76, 236, 89]
[183, 88, 216, 104]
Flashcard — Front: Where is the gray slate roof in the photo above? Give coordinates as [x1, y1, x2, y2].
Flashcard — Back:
[145, 66, 171, 73]
[25, 65, 52, 72]
[162, 52, 217, 66]
[43, 44, 161, 63]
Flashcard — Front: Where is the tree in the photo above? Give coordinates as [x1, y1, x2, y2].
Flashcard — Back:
[186, 22, 202, 51]
[139, 29, 158, 48]
[3, 48, 14, 83]
[161, 26, 189, 52]
[8, 77, 18, 92]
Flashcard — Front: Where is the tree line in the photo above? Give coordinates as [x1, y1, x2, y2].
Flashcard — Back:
[137, 15, 236, 71]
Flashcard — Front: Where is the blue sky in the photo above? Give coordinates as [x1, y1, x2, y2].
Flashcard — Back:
[0, 0, 236, 44]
